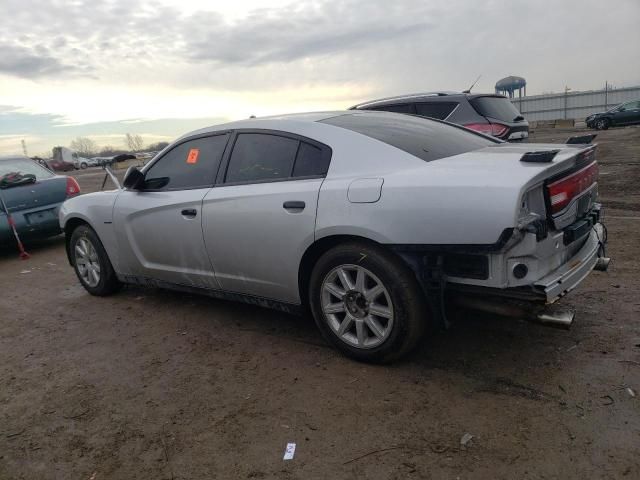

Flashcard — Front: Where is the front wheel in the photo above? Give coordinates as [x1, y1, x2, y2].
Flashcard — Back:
[595, 118, 610, 130]
[80, 162, 88, 169]
[70, 225, 122, 296]
[309, 242, 427, 363]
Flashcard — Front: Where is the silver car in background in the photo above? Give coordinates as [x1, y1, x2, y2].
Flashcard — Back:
[59, 111, 609, 362]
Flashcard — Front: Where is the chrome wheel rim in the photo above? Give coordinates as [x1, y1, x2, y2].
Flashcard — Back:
[321, 264, 394, 349]
[74, 237, 101, 287]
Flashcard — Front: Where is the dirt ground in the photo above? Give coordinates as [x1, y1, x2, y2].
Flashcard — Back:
[1, 125, 639, 480]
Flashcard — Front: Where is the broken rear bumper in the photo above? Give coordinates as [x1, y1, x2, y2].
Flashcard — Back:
[533, 222, 607, 303]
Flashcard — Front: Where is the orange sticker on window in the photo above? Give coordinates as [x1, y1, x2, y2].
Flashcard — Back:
[186, 148, 200, 164]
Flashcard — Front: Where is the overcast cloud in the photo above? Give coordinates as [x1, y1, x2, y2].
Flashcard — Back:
[1, 0, 639, 155]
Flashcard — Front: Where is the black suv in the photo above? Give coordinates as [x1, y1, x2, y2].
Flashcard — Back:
[585, 99, 640, 130]
[350, 92, 529, 141]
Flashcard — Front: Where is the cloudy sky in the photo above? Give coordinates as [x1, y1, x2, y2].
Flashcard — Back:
[1, 0, 638, 156]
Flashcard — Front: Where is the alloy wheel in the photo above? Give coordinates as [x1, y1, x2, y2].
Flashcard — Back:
[321, 264, 394, 349]
[74, 237, 101, 287]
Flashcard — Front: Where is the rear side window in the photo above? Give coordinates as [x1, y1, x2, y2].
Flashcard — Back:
[226, 134, 299, 183]
[144, 134, 229, 190]
[470, 96, 523, 122]
[292, 142, 329, 177]
[415, 102, 458, 120]
[370, 103, 414, 114]
[321, 112, 498, 162]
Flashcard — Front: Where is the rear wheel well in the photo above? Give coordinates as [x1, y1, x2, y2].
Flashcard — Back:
[64, 218, 90, 264]
[298, 235, 420, 309]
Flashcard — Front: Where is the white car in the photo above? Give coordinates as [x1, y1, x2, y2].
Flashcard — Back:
[59, 111, 609, 362]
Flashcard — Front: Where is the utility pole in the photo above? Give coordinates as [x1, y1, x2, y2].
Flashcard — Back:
[604, 81, 608, 110]
[21, 139, 28, 156]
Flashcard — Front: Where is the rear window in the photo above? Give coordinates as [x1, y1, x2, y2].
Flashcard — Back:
[0, 158, 54, 180]
[470, 96, 523, 122]
[320, 112, 497, 162]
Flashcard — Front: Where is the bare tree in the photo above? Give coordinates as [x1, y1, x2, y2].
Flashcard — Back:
[125, 133, 144, 152]
[69, 137, 98, 156]
[147, 141, 169, 151]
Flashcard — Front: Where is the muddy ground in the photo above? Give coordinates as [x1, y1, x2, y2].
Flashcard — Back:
[1, 125, 639, 479]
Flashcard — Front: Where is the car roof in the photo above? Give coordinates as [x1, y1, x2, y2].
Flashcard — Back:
[0, 155, 30, 161]
[177, 111, 357, 139]
[350, 92, 506, 109]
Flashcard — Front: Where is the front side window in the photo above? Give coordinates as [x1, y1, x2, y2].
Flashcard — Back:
[144, 134, 229, 190]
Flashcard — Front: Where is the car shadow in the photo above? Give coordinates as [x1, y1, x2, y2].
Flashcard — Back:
[0, 234, 66, 261]
[113, 282, 571, 387]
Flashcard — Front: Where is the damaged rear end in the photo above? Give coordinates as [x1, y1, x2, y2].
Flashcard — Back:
[395, 142, 609, 330]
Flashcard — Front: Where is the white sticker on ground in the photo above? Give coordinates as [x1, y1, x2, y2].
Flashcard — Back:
[283, 442, 296, 460]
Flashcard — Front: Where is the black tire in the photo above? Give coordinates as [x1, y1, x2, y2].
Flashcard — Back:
[80, 162, 87, 169]
[595, 118, 610, 130]
[70, 225, 122, 296]
[309, 242, 428, 363]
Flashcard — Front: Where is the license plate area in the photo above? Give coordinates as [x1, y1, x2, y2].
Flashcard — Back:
[25, 208, 57, 226]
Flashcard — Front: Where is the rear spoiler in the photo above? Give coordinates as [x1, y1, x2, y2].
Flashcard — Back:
[566, 133, 596, 144]
[521, 141, 598, 164]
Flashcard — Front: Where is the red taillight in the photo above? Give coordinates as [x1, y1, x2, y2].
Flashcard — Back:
[547, 161, 599, 215]
[66, 177, 81, 197]
[464, 122, 509, 137]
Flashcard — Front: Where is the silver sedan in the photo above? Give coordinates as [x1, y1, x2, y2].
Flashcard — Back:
[60, 111, 608, 362]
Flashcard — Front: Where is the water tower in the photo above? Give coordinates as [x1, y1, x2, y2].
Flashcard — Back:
[495, 76, 527, 99]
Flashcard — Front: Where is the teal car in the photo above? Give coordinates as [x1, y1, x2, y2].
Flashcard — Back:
[0, 156, 81, 247]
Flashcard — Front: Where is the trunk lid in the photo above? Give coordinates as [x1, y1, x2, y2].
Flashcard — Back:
[433, 142, 591, 190]
[430, 142, 598, 226]
[1, 176, 69, 213]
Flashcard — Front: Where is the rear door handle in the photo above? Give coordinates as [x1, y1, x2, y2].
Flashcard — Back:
[283, 201, 305, 210]
[181, 208, 197, 218]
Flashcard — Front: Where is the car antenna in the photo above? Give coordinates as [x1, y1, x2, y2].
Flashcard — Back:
[462, 75, 481, 94]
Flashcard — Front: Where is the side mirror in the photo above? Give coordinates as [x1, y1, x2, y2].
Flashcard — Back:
[123, 166, 145, 189]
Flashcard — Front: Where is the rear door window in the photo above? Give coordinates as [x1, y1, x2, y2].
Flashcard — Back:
[470, 96, 523, 122]
[415, 102, 458, 120]
[370, 103, 415, 114]
[321, 112, 497, 162]
[143, 134, 229, 190]
[225, 133, 299, 183]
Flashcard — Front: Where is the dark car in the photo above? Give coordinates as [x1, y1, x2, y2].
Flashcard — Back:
[350, 92, 529, 141]
[112, 153, 137, 163]
[586, 100, 640, 130]
[0, 155, 81, 246]
[47, 157, 76, 172]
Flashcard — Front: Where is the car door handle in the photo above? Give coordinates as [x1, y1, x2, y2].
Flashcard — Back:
[283, 201, 305, 210]
[181, 208, 197, 218]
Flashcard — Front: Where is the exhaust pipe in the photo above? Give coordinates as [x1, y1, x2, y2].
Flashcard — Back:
[454, 296, 574, 330]
[536, 310, 574, 330]
[594, 257, 610, 272]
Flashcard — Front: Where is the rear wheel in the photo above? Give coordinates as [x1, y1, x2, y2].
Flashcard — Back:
[595, 118, 609, 130]
[309, 242, 427, 363]
[70, 225, 121, 296]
